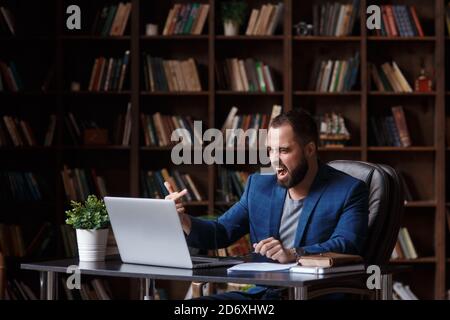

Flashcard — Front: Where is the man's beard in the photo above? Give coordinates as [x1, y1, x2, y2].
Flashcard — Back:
[276, 157, 309, 189]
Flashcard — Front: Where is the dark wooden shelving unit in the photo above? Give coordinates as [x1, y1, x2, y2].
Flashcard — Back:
[0, 0, 449, 300]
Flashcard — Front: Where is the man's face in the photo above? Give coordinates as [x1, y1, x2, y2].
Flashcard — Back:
[266, 124, 309, 189]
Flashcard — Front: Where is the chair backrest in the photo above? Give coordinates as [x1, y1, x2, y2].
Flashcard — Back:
[327, 160, 404, 265]
[0, 252, 5, 300]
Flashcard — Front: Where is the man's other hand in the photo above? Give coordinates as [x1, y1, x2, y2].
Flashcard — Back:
[253, 237, 296, 263]
[164, 181, 192, 235]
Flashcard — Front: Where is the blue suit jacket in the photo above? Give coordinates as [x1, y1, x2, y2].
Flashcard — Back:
[187, 162, 369, 256]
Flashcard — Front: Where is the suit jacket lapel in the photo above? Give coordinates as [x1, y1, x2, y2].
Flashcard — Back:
[293, 163, 331, 247]
[269, 182, 287, 239]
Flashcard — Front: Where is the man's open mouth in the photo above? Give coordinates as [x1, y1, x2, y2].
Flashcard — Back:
[276, 167, 288, 178]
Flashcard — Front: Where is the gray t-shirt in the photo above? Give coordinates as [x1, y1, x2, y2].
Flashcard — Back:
[279, 192, 305, 248]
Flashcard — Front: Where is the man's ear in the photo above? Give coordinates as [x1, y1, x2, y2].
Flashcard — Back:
[305, 142, 316, 158]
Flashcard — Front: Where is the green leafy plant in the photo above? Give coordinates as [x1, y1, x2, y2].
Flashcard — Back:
[221, 1, 247, 26]
[65, 195, 110, 230]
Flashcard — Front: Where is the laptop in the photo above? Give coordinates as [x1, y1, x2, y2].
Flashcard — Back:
[104, 196, 243, 269]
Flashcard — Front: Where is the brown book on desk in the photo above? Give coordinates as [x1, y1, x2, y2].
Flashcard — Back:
[298, 252, 364, 268]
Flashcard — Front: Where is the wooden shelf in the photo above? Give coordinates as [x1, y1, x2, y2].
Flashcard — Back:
[404, 201, 437, 208]
[216, 91, 283, 96]
[140, 35, 208, 40]
[62, 146, 131, 151]
[1, 201, 55, 208]
[368, 91, 436, 96]
[0, 91, 58, 97]
[368, 36, 436, 42]
[293, 36, 361, 42]
[294, 91, 361, 96]
[184, 201, 209, 206]
[63, 91, 131, 96]
[0, 146, 57, 152]
[0, 36, 52, 41]
[368, 146, 436, 152]
[390, 257, 436, 264]
[216, 35, 283, 41]
[2, 0, 447, 301]
[61, 35, 130, 41]
[140, 91, 209, 96]
[140, 146, 204, 151]
[215, 201, 236, 206]
[318, 146, 362, 151]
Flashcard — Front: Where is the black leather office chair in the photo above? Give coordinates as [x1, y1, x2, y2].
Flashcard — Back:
[192, 160, 404, 299]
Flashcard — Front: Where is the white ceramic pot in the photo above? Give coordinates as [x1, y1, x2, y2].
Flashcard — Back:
[76, 229, 109, 262]
[224, 20, 239, 36]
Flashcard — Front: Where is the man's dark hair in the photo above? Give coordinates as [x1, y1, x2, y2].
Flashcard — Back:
[269, 108, 319, 149]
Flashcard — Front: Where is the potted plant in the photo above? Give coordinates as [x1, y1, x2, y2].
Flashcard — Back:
[66, 195, 110, 262]
[221, 1, 247, 36]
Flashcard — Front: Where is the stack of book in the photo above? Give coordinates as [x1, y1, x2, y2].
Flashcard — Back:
[318, 112, 351, 147]
[64, 103, 131, 146]
[60, 225, 77, 258]
[4, 279, 38, 300]
[0, 224, 26, 257]
[87, 50, 130, 92]
[221, 105, 281, 148]
[370, 62, 413, 92]
[221, 235, 252, 257]
[142, 55, 202, 92]
[1, 222, 59, 260]
[141, 168, 204, 202]
[372, 5, 424, 37]
[0, 6, 15, 36]
[312, 0, 360, 36]
[0, 171, 46, 201]
[162, 3, 210, 35]
[308, 52, 360, 92]
[44, 115, 57, 146]
[245, 2, 284, 36]
[369, 106, 412, 147]
[91, 2, 131, 36]
[223, 113, 269, 148]
[216, 58, 278, 92]
[140, 113, 202, 147]
[1, 116, 36, 147]
[393, 282, 419, 300]
[391, 227, 418, 260]
[59, 277, 113, 300]
[23, 222, 54, 259]
[216, 168, 250, 203]
[60, 165, 108, 202]
[0, 60, 22, 91]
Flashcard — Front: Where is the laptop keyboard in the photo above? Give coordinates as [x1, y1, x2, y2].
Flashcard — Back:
[191, 256, 243, 269]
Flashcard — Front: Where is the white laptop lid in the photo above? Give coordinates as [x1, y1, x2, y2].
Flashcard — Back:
[104, 197, 193, 269]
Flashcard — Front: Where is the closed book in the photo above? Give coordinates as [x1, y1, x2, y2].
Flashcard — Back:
[290, 264, 365, 274]
[246, 9, 259, 35]
[391, 106, 412, 147]
[191, 4, 209, 35]
[297, 252, 364, 268]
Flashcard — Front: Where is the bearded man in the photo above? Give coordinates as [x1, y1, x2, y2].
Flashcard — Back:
[165, 108, 369, 300]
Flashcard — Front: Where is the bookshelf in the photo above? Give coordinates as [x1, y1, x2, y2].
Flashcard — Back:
[0, 0, 449, 300]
